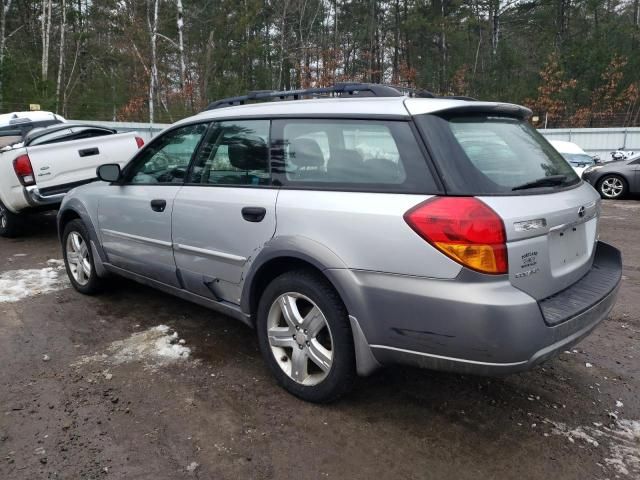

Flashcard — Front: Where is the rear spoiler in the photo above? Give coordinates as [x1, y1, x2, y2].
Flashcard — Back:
[435, 103, 533, 120]
[404, 98, 532, 120]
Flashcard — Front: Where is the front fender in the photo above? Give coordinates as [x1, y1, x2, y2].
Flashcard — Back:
[57, 198, 107, 267]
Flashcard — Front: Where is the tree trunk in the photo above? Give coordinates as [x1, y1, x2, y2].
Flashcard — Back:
[148, 0, 159, 125]
[55, 0, 66, 113]
[491, 0, 500, 56]
[277, 0, 289, 90]
[176, 0, 186, 94]
[0, 0, 13, 111]
[41, 0, 53, 83]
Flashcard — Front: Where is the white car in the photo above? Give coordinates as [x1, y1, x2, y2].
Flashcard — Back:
[549, 140, 595, 177]
[0, 122, 144, 237]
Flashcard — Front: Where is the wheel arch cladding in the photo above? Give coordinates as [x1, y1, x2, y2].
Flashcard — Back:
[241, 236, 350, 319]
[57, 200, 106, 264]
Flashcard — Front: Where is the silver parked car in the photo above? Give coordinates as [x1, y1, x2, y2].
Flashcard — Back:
[58, 84, 622, 402]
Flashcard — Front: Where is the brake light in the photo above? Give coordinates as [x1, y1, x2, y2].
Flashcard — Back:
[135, 136, 145, 148]
[404, 197, 508, 274]
[13, 154, 36, 186]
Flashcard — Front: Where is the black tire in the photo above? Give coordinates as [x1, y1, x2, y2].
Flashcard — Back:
[256, 270, 356, 403]
[62, 219, 105, 295]
[0, 200, 23, 238]
[598, 174, 627, 200]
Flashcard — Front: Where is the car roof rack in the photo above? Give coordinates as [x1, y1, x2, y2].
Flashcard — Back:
[204, 83, 476, 111]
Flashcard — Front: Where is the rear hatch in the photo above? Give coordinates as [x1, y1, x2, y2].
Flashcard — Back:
[413, 107, 600, 300]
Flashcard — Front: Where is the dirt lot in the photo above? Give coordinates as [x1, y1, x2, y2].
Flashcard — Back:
[0, 202, 639, 480]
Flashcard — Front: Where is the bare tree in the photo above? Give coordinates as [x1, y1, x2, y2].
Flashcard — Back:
[277, 0, 290, 90]
[41, 0, 53, 82]
[0, 0, 14, 110]
[55, 0, 66, 113]
[176, 0, 186, 93]
[147, 0, 160, 125]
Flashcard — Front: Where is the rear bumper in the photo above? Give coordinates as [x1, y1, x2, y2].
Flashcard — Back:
[328, 241, 622, 376]
[24, 186, 65, 207]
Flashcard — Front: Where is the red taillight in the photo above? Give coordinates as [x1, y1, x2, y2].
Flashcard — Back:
[135, 136, 145, 148]
[13, 154, 36, 186]
[404, 197, 508, 274]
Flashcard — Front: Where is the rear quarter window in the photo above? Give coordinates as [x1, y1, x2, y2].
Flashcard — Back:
[271, 119, 439, 193]
[416, 114, 580, 195]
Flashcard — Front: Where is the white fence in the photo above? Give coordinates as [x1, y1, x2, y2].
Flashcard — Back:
[72, 120, 640, 159]
[539, 127, 640, 158]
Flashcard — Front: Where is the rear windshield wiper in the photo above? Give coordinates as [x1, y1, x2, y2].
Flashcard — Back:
[512, 175, 568, 191]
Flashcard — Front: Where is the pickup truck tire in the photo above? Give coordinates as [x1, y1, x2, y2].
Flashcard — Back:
[62, 219, 104, 294]
[256, 269, 356, 403]
[0, 200, 22, 238]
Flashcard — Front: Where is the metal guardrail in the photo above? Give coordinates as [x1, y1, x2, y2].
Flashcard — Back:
[539, 127, 640, 157]
[69, 120, 170, 141]
[70, 120, 639, 158]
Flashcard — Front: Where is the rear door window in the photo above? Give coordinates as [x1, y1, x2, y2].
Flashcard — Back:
[416, 114, 580, 195]
[271, 119, 438, 193]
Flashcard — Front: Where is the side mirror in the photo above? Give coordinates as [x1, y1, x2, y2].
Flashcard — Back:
[97, 164, 121, 182]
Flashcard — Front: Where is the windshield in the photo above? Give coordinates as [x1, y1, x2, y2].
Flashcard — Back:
[415, 114, 580, 195]
[562, 153, 595, 167]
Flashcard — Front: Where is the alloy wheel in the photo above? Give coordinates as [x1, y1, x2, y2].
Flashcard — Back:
[66, 232, 91, 286]
[600, 177, 624, 198]
[267, 292, 334, 386]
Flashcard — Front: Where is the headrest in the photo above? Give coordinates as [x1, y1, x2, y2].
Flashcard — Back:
[330, 149, 363, 166]
[289, 138, 325, 168]
[228, 136, 268, 170]
[365, 157, 402, 181]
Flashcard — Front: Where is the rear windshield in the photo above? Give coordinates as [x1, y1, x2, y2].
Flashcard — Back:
[416, 114, 580, 195]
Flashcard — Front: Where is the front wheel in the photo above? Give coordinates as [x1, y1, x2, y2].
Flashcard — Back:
[256, 270, 356, 403]
[62, 219, 105, 294]
[0, 201, 23, 238]
[598, 175, 627, 199]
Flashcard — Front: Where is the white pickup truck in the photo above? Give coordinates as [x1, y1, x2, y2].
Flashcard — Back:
[0, 121, 143, 237]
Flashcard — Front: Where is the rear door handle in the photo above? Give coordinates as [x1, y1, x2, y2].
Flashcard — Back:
[150, 199, 167, 212]
[78, 147, 99, 157]
[241, 206, 266, 222]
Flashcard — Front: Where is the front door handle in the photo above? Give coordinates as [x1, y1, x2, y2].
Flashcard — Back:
[150, 199, 167, 212]
[241, 206, 266, 222]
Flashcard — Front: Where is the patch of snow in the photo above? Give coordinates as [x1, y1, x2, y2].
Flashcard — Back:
[548, 418, 640, 477]
[74, 325, 191, 370]
[0, 261, 69, 303]
[186, 461, 199, 472]
[616, 400, 624, 408]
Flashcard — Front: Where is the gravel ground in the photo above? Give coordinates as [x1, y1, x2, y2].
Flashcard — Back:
[0, 202, 639, 480]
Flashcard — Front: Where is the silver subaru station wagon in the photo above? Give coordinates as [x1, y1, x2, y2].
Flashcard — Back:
[58, 84, 622, 403]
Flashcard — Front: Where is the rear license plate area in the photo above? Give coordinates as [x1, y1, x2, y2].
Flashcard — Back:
[549, 222, 588, 273]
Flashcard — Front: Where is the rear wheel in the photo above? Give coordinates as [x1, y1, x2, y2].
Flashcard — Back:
[598, 175, 627, 199]
[0, 201, 22, 238]
[62, 219, 105, 294]
[256, 270, 356, 403]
